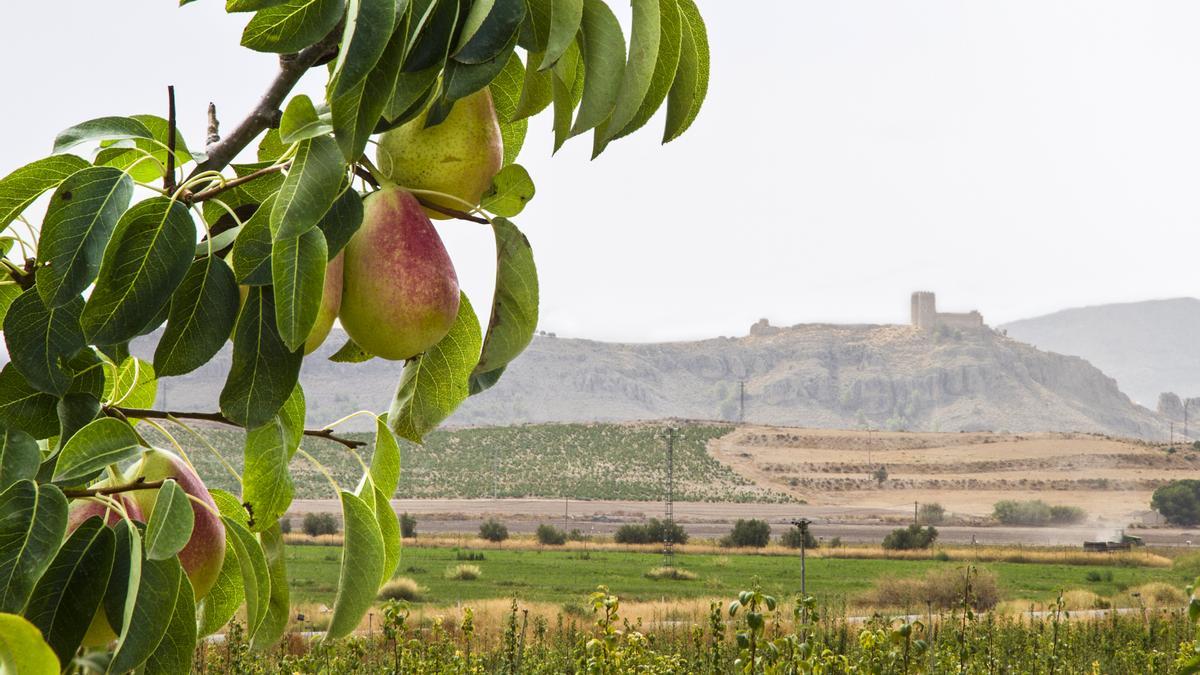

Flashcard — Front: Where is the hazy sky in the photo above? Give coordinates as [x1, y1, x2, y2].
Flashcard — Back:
[3, 2, 1199, 342]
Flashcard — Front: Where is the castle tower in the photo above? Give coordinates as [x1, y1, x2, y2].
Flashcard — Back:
[911, 291, 936, 331]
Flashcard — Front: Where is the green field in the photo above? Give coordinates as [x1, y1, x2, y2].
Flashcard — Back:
[149, 421, 789, 502]
[283, 543, 1188, 607]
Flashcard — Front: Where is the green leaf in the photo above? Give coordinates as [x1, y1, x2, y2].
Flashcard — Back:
[272, 227, 328, 352]
[197, 535, 244, 637]
[488, 49, 525, 122]
[3, 289, 85, 396]
[370, 415, 401, 498]
[388, 292, 482, 443]
[211, 488, 250, 526]
[0, 155, 89, 234]
[0, 366, 59, 440]
[101, 518, 139, 638]
[513, 51, 554, 121]
[569, 0, 625, 138]
[499, 118, 527, 167]
[56, 394, 100, 447]
[222, 515, 271, 638]
[96, 114, 194, 183]
[329, 0, 397, 98]
[221, 286, 304, 431]
[0, 481, 67, 614]
[231, 194, 276, 286]
[278, 383, 306, 456]
[404, 0, 459, 72]
[270, 135, 344, 240]
[144, 480, 195, 560]
[435, 34, 518, 110]
[0, 425, 39, 492]
[551, 40, 585, 152]
[595, 0, 661, 152]
[107, 555, 182, 674]
[141, 575, 196, 675]
[470, 218, 537, 393]
[480, 164, 534, 216]
[382, 68, 441, 127]
[241, 421, 294, 533]
[540, 0, 582, 71]
[370, 484, 401, 584]
[0, 284, 21, 330]
[36, 166, 134, 308]
[331, 18, 408, 162]
[52, 117, 153, 155]
[318, 188, 363, 258]
[103, 356, 157, 409]
[81, 197, 196, 345]
[611, 0, 681, 141]
[227, 0, 290, 10]
[325, 490, 384, 640]
[279, 94, 333, 144]
[663, 0, 708, 143]
[0, 612, 60, 675]
[329, 337, 374, 363]
[52, 418, 142, 483]
[258, 128, 289, 162]
[155, 256, 240, 377]
[251, 522, 289, 651]
[23, 516, 115, 666]
[241, 0, 346, 53]
[454, 0, 525, 64]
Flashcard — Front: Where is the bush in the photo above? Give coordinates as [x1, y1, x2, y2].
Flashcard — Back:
[859, 567, 999, 610]
[780, 526, 818, 549]
[302, 512, 338, 537]
[829, 537, 842, 548]
[567, 528, 589, 542]
[723, 519, 771, 548]
[455, 549, 485, 561]
[993, 500, 1086, 526]
[536, 523, 567, 545]
[872, 466, 889, 485]
[613, 518, 688, 545]
[882, 524, 938, 550]
[917, 503, 945, 525]
[377, 577, 423, 602]
[400, 512, 417, 538]
[644, 566, 698, 580]
[445, 564, 481, 581]
[1151, 480, 1200, 526]
[279, 517, 291, 534]
[478, 518, 509, 542]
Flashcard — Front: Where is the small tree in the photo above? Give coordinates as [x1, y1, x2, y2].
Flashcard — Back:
[479, 518, 509, 543]
[303, 512, 338, 537]
[1152, 480, 1200, 526]
[613, 518, 688, 545]
[917, 503, 946, 525]
[724, 519, 771, 548]
[536, 524, 567, 545]
[873, 465, 889, 486]
[882, 524, 938, 550]
[781, 526, 818, 549]
[400, 512, 417, 538]
[279, 517, 292, 534]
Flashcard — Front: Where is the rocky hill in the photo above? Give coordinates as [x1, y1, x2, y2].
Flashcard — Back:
[1001, 298, 1200, 407]
[129, 321, 1168, 439]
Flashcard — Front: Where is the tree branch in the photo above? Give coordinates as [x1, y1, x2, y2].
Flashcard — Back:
[186, 162, 290, 204]
[188, 29, 341, 180]
[415, 197, 491, 224]
[108, 406, 367, 449]
[62, 477, 165, 499]
[206, 102, 221, 146]
[165, 85, 178, 193]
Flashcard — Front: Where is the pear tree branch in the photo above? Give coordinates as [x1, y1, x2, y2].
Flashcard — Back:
[62, 477, 166, 499]
[107, 406, 367, 449]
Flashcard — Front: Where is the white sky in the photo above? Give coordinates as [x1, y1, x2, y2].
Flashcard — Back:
[2, 2, 1199, 342]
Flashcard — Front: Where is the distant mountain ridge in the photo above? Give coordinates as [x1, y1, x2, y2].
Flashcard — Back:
[1000, 297, 1200, 407]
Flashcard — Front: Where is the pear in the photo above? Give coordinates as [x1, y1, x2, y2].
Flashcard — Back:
[303, 251, 343, 355]
[375, 89, 503, 219]
[127, 447, 226, 601]
[339, 187, 459, 360]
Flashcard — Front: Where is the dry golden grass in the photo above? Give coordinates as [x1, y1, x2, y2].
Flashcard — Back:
[1113, 582, 1187, 608]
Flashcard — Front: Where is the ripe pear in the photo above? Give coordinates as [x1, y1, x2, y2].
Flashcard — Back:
[375, 89, 503, 219]
[303, 251, 343, 355]
[127, 447, 226, 601]
[339, 187, 459, 360]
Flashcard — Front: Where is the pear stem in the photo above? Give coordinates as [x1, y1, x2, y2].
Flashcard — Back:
[106, 406, 367, 449]
[62, 477, 166, 499]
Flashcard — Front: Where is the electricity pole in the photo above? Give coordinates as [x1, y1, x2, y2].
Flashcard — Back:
[791, 519, 812, 599]
[739, 380, 746, 424]
[664, 427, 676, 567]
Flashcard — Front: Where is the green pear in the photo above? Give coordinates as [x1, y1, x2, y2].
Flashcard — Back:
[303, 251, 343, 355]
[339, 187, 460, 360]
[127, 447, 226, 601]
[375, 89, 503, 219]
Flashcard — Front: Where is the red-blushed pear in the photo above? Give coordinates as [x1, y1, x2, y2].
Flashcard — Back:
[68, 484, 145, 648]
[339, 187, 459, 360]
[127, 447, 225, 601]
[303, 251, 343, 355]
[375, 89, 503, 219]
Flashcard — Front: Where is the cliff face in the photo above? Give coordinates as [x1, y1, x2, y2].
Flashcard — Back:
[119, 322, 1167, 439]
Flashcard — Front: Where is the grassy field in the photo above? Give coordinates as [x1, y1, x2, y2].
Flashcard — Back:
[283, 541, 1191, 608]
[148, 421, 791, 502]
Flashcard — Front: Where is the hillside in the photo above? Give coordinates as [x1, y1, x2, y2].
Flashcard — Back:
[128, 321, 1168, 439]
[1001, 297, 1200, 407]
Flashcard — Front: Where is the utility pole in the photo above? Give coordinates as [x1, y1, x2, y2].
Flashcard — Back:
[1171, 421, 1175, 446]
[867, 428, 873, 467]
[791, 519, 812, 600]
[1186, 400, 1190, 441]
[564, 495, 569, 533]
[664, 427, 676, 567]
[738, 380, 746, 424]
[914, 501, 919, 524]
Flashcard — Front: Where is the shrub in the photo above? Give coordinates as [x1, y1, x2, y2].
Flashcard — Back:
[993, 500, 1087, 526]
[302, 512, 338, 537]
[455, 549, 485, 561]
[860, 567, 999, 610]
[377, 577, 423, 602]
[1048, 505, 1086, 525]
[723, 519, 771, 548]
[780, 526, 818, 549]
[536, 523, 567, 545]
[917, 503, 945, 525]
[279, 517, 292, 534]
[445, 564, 482, 581]
[644, 566, 698, 581]
[1086, 570, 1114, 583]
[479, 518, 509, 542]
[1151, 480, 1200, 526]
[613, 518, 688, 545]
[567, 528, 589, 542]
[829, 537, 842, 548]
[882, 524, 938, 550]
[872, 465, 889, 486]
[400, 512, 417, 538]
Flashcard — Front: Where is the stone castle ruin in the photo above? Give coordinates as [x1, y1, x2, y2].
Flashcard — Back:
[910, 291, 985, 332]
